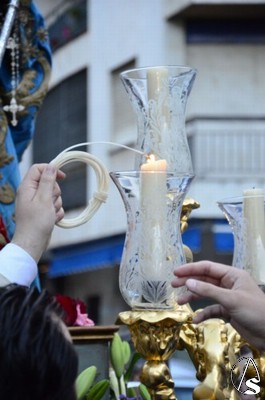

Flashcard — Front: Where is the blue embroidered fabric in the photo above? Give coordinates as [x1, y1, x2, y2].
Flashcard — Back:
[0, 1, 52, 240]
[0, 1, 52, 289]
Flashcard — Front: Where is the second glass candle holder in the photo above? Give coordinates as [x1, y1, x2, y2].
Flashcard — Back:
[110, 171, 194, 310]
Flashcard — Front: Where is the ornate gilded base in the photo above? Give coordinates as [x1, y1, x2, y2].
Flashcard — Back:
[117, 305, 193, 399]
[117, 306, 265, 400]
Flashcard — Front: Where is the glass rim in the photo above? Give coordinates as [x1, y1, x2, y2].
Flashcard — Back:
[217, 194, 265, 205]
[120, 65, 197, 79]
[109, 170, 195, 178]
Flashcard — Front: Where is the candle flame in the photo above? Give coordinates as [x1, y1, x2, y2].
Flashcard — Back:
[141, 154, 167, 171]
[146, 154, 156, 163]
[141, 154, 167, 172]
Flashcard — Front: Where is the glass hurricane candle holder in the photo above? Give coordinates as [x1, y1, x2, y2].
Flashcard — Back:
[120, 65, 196, 174]
[218, 193, 265, 285]
[110, 171, 194, 310]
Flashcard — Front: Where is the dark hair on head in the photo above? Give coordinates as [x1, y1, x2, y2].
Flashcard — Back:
[0, 285, 78, 400]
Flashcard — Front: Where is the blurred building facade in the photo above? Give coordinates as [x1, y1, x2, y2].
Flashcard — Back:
[23, 0, 265, 324]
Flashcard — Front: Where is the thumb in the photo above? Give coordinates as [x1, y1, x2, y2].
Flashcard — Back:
[186, 279, 234, 310]
[36, 164, 57, 201]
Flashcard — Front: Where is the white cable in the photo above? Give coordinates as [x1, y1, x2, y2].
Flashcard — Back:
[50, 142, 145, 229]
[59, 141, 145, 156]
[50, 150, 110, 229]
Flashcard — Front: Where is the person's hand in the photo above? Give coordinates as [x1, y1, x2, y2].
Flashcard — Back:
[12, 164, 65, 262]
[172, 261, 265, 351]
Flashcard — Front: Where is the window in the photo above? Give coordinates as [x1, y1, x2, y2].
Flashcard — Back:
[187, 18, 265, 44]
[33, 69, 87, 211]
[48, 0, 87, 52]
[111, 60, 136, 143]
[86, 295, 100, 324]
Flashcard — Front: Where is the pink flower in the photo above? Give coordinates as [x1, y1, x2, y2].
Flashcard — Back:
[74, 304, 95, 327]
[54, 294, 95, 327]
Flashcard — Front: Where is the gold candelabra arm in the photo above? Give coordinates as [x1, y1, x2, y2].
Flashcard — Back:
[117, 308, 193, 400]
[178, 317, 265, 400]
[116, 195, 265, 399]
[179, 318, 243, 399]
[118, 308, 265, 399]
[226, 324, 265, 399]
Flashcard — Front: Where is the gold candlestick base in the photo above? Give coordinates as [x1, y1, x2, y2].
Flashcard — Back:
[118, 306, 265, 400]
[115, 198, 265, 399]
[117, 305, 193, 399]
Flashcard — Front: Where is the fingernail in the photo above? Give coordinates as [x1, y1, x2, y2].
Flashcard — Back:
[46, 164, 56, 175]
[186, 278, 197, 290]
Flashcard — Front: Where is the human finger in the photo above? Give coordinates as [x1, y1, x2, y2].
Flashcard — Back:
[174, 260, 232, 280]
[56, 207, 64, 223]
[172, 276, 188, 287]
[174, 261, 241, 290]
[185, 278, 236, 310]
[192, 304, 229, 324]
[18, 164, 48, 196]
[23, 164, 65, 187]
[52, 181, 62, 201]
[177, 290, 201, 305]
[35, 164, 57, 202]
[53, 196, 63, 213]
[25, 163, 47, 180]
[172, 275, 220, 288]
[56, 169, 66, 181]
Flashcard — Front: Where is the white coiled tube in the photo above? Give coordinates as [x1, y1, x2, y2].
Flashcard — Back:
[50, 150, 110, 229]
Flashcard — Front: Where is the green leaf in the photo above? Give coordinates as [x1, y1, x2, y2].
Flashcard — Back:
[75, 366, 97, 400]
[110, 333, 125, 378]
[124, 352, 142, 383]
[86, 379, 110, 400]
[127, 386, 138, 397]
[122, 340, 131, 365]
[139, 383, 151, 400]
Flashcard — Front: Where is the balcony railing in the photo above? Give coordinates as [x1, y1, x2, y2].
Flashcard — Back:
[187, 117, 265, 180]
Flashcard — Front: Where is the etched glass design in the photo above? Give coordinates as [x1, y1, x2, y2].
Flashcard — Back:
[110, 172, 194, 309]
[218, 196, 265, 285]
[111, 66, 196, 309]
[120, 66, 196, 175]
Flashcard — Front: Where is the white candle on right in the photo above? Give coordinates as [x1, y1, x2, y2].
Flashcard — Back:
[243, 188, 265, 284]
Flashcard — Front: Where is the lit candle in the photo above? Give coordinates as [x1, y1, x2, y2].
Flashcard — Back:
[139, 68, 169, 285]
[243, 188, 265, 284]
[140, 155, 167, 280]
[141, 155, 167, 173]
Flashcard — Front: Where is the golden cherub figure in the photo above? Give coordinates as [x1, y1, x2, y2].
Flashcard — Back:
[181, 198, 200, 233]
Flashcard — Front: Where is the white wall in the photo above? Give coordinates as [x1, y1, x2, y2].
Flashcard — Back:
[187, 44, 265, 117]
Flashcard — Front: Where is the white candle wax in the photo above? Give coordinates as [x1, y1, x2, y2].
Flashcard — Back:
[147, 67, 169, 102]
[140, 156, 167, 281]
[243, 188, 265, 284]
[147, 67, 170, 135]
